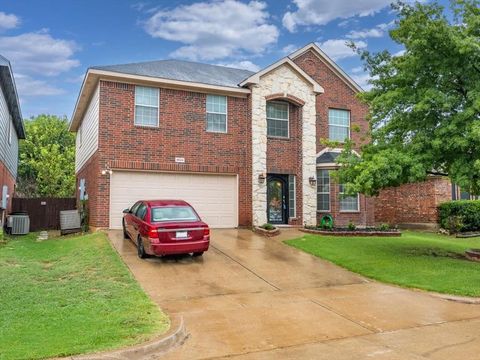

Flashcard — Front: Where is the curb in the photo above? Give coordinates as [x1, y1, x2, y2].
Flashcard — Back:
[67, 315, 188, 360]
[429, 293, 480, 304]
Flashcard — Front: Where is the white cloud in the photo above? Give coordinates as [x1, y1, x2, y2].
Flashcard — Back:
[14, 74, 65, 97]
[347, 28, 383, 39]
[0, 29, 80, 76]
[351, 66, 364, 73]
[283, 0, 392, 32]
[281, 44, 298, 55]
[346, 21, 393, 39]
[350, 73, 372, 90]
[143, 0, 278, 61]
[317, 39, 366, 60]
[216, 60, 260, 72]
[0, 12, 20, 31]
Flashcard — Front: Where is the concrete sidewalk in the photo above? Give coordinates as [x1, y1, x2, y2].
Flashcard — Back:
[108, 229, 480, 359]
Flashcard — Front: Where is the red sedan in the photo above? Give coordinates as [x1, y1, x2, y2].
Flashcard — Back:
[122, 200, 210, 259]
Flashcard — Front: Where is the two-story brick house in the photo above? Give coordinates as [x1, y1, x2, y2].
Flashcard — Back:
[0, 55, 24, 224]
[70, 43, 374, 230]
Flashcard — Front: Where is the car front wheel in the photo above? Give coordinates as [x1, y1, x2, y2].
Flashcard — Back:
[122, 220, 129, 239]
[137, 237, 147, 259]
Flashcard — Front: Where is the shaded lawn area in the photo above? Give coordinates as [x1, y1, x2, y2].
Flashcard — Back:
[285, 231, 480, 297]
[0, 232, 169, 360]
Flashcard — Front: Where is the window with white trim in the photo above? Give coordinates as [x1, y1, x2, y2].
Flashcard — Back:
[317, 169, 330, 211]
[288, 175, 296, 218]
[267, 101, 289, 138]
[135, 86, 159, 126]
[206, 95, 227, 133]
[328, 109, 350, 142]
[339, 184, 359, 212]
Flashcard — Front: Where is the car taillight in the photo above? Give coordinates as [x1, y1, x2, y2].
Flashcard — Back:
[148, 228, 158, 239]
[204, 227, 210, 236]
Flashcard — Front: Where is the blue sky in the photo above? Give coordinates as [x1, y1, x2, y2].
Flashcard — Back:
[0, 0, 449, 119]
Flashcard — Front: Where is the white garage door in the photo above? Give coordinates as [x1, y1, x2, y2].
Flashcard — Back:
[109, 171, 238, 229]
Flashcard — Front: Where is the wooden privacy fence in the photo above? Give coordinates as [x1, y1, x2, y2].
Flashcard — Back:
[12, 197, 77, 231]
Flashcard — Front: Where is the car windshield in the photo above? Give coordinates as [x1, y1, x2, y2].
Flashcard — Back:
[151, 206, 199, 222]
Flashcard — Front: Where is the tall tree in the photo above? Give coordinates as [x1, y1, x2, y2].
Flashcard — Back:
[17, 115, 75, 197]
[337, 0, 480, 196]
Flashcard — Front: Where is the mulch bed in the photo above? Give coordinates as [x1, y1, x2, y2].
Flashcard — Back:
[300, 228, 401, 237]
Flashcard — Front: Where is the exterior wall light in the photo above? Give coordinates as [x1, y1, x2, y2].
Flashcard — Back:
[101, 168, 113, 176]
[258, 173, 266, 184]
[309, 176, 317, 186]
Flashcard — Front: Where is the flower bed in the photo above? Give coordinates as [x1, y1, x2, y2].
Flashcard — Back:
[301, 227, 401, 237]
[254, 224, 280, 237]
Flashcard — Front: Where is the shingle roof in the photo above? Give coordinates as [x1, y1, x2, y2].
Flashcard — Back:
[91, 59, 255, 89]
[0, 55, 24, 139]
[317, 151, 340, 164]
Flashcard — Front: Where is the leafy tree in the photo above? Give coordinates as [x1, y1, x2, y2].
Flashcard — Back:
[17, 115, 75, 197]
[337, 0, 480, 196]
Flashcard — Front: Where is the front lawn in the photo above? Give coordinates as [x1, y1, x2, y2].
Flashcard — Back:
[0, 232, 169, 360]
[286, 231, 480, 297]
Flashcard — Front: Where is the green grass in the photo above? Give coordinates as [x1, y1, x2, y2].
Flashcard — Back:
[285, 231, 480, 297]
[0, 232, 169, 360]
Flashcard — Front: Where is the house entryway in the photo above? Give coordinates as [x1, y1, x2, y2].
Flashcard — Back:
[267, 174, 288, 224]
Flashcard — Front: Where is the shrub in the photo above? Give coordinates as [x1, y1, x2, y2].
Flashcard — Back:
[378, 223, 390, 231]
[347, 221, 356, 231]
[260, 223, 275, 231]
[438, 200, 480, 232]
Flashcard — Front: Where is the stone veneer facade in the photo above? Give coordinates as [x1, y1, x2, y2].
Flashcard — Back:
[250, 63, 318, 226]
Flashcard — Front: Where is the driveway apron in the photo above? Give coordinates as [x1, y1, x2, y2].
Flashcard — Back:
[107, 229, 480, 359]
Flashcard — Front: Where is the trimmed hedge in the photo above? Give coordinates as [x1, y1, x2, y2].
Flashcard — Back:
[438, 200, 480, 232]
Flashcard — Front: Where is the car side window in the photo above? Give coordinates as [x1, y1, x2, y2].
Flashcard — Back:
[130, 202, 141, 215]
[136, 203, 147, 220]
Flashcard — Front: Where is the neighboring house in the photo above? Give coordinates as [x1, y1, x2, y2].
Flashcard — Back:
[70, 43, 374, 230]
[0, 55, 24, 224]
[375, 176, 476, 228]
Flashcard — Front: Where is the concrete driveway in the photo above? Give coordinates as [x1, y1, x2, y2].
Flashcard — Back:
[108, 229, 480, 359]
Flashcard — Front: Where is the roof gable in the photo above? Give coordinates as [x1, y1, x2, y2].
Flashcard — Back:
[289, 43, 363, 94]
[239, 58, 324, 94]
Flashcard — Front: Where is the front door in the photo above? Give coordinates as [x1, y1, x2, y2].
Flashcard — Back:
[267, 175, 288, 224]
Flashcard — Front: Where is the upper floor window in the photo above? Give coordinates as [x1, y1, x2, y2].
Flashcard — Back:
[135, 86, 159, 127]
[317, 169, 330, 211]
[329, 109, 350, 142]
[267, 101, 289, 138]
[339, 184, 359, 212]
[206, 95, 227, 133]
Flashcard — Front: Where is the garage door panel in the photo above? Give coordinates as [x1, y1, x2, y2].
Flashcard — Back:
[110, 172, 238, 229]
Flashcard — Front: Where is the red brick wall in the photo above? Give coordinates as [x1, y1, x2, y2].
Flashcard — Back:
[294, 50, 374, 226]
[317, 176, 375, 227]
[0, 160, 15, 214]
[293, 51, 370, 153]
[266, 103, 303, 225]
[75, 151, 105, 228]
[80, 80, 252, 228]
[375, 177, 452, 225]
